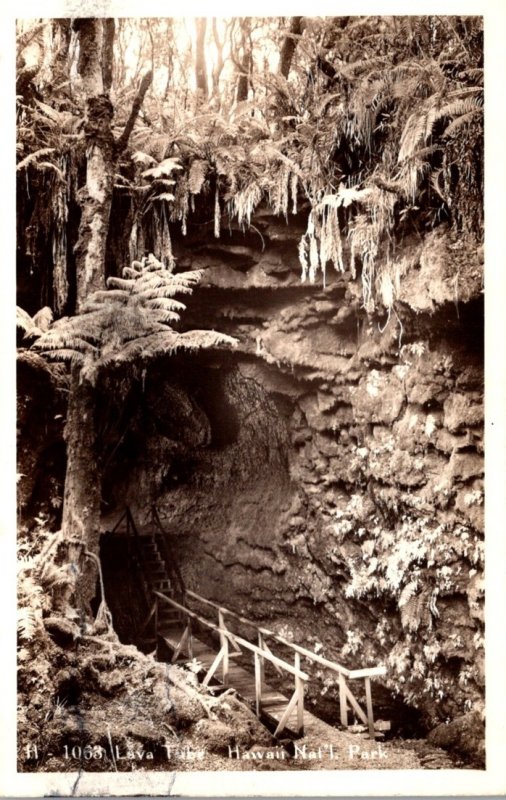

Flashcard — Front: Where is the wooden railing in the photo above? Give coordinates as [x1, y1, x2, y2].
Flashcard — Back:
[153, 590, 308, 738]
[149, 507, 186, 601]
[109, 508, 385, 739]
[185, 589, 386, 740]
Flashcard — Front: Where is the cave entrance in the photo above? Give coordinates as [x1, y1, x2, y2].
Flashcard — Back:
[98, 358, 429, 745]
[100, 507, 390, 742]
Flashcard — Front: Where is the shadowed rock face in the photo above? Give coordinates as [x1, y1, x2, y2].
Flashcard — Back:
[17, 213, 484, 756]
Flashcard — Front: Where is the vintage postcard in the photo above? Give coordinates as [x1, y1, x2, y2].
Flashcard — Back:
[2, 0, 506, 797]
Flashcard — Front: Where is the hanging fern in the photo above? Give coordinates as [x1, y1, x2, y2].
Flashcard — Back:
[188, 158, 208, 194]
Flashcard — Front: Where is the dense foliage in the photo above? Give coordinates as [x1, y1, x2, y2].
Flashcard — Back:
[17, 16, 483, 316]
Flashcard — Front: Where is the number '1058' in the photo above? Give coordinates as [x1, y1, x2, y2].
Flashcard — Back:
[63, 745, 104, 759]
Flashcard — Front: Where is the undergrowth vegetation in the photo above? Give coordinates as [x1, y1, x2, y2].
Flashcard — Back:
[336, 497, 484, 718]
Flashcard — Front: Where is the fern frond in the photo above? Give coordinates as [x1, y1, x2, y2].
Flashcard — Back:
[135, 273, 176, 292]
[42, 348, 84, 364]
[151, 178, 176, 189]
[229, 181, 263, 227]
[398, 109, 433, 163]
[131, 150, 157, 166]
[37, 161, 65, 180]
[33, 99, 66, 125]
[150, 310, 181, 324]
[122, 266, 142, 278]
[80, 297, 124, 313]
[106, 277, 135, 291]
[34, 332, 98, 354]
[17, 607, 39, 641]
[17, 147, 56, 171]
[137, 287, 187, 303]
[398, 580, 419, 608]
[176, 329, 239, 351]
[150, 192, 175, 203]
[88, 290, 130, 306]
[136, 280, 194, 299]
[143, 298, 186, 312]
[438, 96, 483, 120]
[443, 109, 481, 138]
[32, 307, 53, 332]
[16, 306, 35, 333]
[264, 145, 305, 180]
[39, 561, 73, 589]
[172, 269, 204, 284]
[142, 157, 183, 179]
[188, 159, 208, 194]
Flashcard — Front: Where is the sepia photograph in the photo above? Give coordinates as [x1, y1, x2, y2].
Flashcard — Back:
[7, 6, 504, 796]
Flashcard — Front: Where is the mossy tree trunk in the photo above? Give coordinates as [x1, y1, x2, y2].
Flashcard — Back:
[73, 18, 115, 311]
[58, 20, 115, 614]
[62, 364, 103, 614]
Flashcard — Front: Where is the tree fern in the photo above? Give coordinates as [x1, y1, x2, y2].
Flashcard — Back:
[33, 253, 238, 379]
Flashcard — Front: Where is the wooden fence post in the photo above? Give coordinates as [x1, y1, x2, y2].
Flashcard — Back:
[364, 676, 375, 739]
[218, 610, 229, 685]
[154, 597, 158, 659]
[187, 614, 194, 660]
[254, 651, 262, 717]
[339, 672, 348, 728]
[258, 632, 265, 690]
[294, 652, 304, 736]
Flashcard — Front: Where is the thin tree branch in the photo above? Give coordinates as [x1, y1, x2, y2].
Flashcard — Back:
[116, 70, 153, 153]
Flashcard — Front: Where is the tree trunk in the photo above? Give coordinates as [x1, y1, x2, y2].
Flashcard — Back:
[195, 18, 208, 99]
[235, 18, 252, 103]
[101, 18, 115, 92]
[73, 19, 115, 311]
[236, 50, 250, 103]
[61, 22, 151, 619]
[279, 16, 304, 79]
[62, 364, 102, 614]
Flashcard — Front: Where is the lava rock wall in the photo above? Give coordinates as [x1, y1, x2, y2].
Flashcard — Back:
[113, 214, 483, 748]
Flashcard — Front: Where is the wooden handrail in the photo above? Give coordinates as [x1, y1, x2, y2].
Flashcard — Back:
[150, 507, 186, 599]
[154, 591, 309, 681]
[348, 666, 386, 679]
[109, 509, 128, 535]
[186, 589, 385, 680]
[123, 507, 151, 611]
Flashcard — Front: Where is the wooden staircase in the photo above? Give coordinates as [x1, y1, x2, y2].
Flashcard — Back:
[107, 507, 387, 741]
